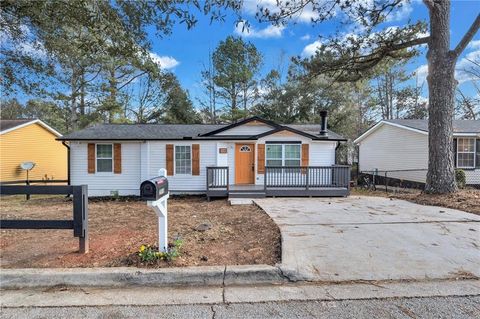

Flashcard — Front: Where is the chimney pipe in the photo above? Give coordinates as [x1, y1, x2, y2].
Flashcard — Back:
[319, 110, 328, 136]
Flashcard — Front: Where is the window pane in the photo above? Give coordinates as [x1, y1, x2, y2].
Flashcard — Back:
[97, 144, 112, 158]
[458, 153, 474, 168]
[285, 145, 300, 159]
[266, 145, 282, 159]
[285, 159, 301, 166]
[175, 146, 191, 174]
[458, 138, 474, 152]
[97, 159, 112, 172]
[266, 159, 282, 167]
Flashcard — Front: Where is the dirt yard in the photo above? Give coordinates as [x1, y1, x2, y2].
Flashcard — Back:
[0, 196, 281, 268]
[352, 188, 480, 216]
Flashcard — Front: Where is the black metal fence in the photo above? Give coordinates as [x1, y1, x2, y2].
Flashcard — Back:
[0, 185, 89, 253]
[359, 169, 427, 193]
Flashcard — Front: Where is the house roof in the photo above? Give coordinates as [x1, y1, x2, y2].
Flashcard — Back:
[354, 119, 480, 144]
[384, 119, 480, 133]
[0, 119, 35, 132]
[0, 119, 62, 137]
[59, 117, 346, 141]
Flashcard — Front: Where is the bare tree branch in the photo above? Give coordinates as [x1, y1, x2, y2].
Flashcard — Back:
[451, 13, 480, 59]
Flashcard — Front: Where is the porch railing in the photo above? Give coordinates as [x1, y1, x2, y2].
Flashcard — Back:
[206, 167, 229, 199]
[264, 165, 351, 190]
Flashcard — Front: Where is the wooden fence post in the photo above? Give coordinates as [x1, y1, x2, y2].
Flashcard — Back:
[73, 185, 89, 253]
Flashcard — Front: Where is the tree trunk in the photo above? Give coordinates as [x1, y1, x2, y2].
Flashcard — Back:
[79, 68, 86, 116]
[425, 1, 457, 193]
[108, 68, 117, 123]
[70, 66, 78, 131]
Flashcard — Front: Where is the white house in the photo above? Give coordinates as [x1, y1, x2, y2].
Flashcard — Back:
[59, 115, 350, 198]
[354, 119, 480, 186]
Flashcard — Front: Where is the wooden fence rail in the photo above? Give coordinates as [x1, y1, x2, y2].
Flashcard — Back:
[0, 185, 89, 253]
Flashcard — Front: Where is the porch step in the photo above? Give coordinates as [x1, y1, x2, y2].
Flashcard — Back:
[229, 198, 254, 205]
[228, 191, 266, 199]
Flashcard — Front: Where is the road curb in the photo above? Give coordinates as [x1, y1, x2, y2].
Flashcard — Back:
[0, 265, 288, 289]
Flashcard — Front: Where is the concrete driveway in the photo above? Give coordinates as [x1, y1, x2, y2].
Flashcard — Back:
[254, 196, 480, 282]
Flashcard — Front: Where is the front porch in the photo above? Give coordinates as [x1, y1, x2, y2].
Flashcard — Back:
[206, 165, 351, 200]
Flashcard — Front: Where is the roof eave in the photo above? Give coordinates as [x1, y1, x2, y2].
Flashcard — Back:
[1, 119, 63, 137]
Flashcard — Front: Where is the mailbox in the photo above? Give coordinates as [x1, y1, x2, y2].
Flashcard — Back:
[140, 176, 168, 201]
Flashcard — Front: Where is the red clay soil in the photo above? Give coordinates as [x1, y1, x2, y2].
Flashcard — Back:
[0, 196, 281, 268]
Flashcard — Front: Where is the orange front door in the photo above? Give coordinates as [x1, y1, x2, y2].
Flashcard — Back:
[235, 143, 255, 184]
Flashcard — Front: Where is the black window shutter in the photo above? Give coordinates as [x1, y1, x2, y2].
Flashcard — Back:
[476, 139, 480, 168]
[453, 138, 457, 167]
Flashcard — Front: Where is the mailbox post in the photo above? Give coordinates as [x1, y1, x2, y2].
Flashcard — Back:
[140, 168, 169, 252]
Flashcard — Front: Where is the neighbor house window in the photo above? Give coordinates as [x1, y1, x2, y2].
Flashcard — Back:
[266, 144, 301, 167]
[175, 145, 191, 174]
[96, 144, 113, 172]
[457, 138, 475, 168]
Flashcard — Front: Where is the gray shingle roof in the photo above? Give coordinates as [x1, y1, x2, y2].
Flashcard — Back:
[385, 119, 480, 133]
[0, 119, 35, 132]
[59, 122, 346, 141]
[285, 124, 345, 140]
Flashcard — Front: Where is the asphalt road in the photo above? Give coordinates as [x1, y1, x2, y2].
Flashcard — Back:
[2, 296, 479, 319]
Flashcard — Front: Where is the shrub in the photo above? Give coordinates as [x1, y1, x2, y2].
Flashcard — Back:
[455, 169, 466, 189]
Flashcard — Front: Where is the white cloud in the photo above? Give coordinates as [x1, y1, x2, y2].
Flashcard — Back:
[234, 21, 285, 39]
[0, 24, 47, 58]
[149, 53, 180, 69]
[300, 34, 311, 41]
[468, 39, 480, 50]
[414, 64, 428, 85]
[386, 0, 413, 22]
[301, 40, 323, 57]
[456, 49, 480, 83]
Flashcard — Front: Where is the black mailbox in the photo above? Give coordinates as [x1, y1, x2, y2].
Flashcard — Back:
[140, 176, 168, 200]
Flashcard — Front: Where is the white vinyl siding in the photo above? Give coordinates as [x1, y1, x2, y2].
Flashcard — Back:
[358, 124, 428, 183]
[357, 123, 480, 185]
[70, 141, 141, 196]
[256, 132, 337, 185]
[69, 132, 341, 195]
[148, 141, 217, 193]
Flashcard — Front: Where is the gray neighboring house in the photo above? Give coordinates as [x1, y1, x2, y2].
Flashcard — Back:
[59, 115, 351, 198]
[354, 119, 480, 186]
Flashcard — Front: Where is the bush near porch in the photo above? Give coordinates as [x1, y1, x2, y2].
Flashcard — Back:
[0, 195, 281, 268]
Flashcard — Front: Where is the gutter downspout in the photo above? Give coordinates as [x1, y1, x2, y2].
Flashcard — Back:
[62, 141, 70, 185]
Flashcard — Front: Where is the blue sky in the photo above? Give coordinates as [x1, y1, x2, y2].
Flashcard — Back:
[148, 0, 480, 105]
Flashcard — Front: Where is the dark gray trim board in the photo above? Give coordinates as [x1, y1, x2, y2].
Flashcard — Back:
[266, 188, 349, 197]
[266, 141, 302, 144]
[199, 116, 280, 136]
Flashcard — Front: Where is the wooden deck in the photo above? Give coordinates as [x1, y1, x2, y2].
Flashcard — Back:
[206, 165, 351, 200]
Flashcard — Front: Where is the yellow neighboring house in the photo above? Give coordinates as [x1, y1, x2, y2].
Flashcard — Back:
[0, 119, 68, 182]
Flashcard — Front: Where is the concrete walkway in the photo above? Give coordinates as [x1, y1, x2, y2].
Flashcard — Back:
[255, 196, 480, 282]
